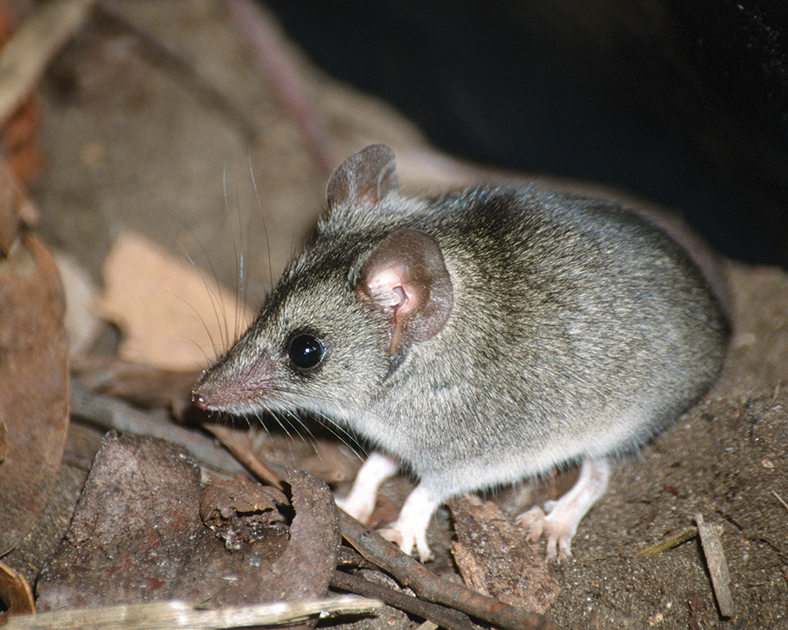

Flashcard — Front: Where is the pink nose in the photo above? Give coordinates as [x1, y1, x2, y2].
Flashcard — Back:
[191, 390, 211, 410]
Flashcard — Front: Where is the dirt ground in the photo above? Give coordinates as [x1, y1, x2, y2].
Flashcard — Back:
[1, 2, 786, 629]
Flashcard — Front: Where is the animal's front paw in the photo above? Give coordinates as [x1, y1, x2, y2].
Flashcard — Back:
[517, 504, 573, 561]
[335, 492, 375, 524]
[380, 520, 433, 562]
[336, 451, 400, 524]
[374, 482, 441, 563]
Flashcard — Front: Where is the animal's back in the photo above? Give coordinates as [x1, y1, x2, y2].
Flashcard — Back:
[358, 185, 728, 488]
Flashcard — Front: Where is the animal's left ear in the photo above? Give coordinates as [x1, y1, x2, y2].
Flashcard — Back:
[358, 229, 453, 355]
[326, 144, 399, 209]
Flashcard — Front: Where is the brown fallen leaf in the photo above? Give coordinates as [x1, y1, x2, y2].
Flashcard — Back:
[0, 0, 97, 128]
[0, 234, 69, 557]
[0, 560, 35, 621]
[36, 433, 341, 614]
[448, 494, 560, 614]
[0, 1, 45, 191]
[93, 230, 254, 371]
[53, 251, 102, 357]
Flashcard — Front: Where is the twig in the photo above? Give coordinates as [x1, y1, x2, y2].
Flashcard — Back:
[202, 422, 284, 491]
[339, 511, 563, 630]
[331, 570, 475, 630]
[337, 545, 380, 571]
[69, 379, 245, 476]
[695, 513, 734, 618]
[0, 0, 97, 126]
[637, 527, 698, 557]
[771, 490, 788, 514]
[2, 595, 382, 629]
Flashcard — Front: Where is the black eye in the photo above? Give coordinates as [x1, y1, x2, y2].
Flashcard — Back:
[288, 334, 325, 370]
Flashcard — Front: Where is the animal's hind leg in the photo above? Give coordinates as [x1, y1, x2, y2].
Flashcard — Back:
[517, 457, 611, 560]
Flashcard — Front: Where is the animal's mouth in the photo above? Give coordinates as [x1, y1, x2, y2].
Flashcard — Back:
[191, 369, 274, 415]
[192, 379, 268, 410]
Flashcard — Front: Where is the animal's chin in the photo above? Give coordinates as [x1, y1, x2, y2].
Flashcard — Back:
[191, 381, 356, 429]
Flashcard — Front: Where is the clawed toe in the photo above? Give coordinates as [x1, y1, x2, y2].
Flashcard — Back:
[518, 506, 547, 543]
[516, 505, 573, 562]
[380, 524, 433, 562]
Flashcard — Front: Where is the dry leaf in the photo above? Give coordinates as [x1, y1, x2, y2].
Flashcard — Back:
[0, 560, 35, 620]
[0, 234, 69, 557]
[0, 2, 44, 188]
[448, 495, 560, 614]
[200, 475, 287, 551]
[54, 250, 102, 356]
[37, 433, 341, 613]
[94, 230, 254, 371]
[0, 0, 96, 127]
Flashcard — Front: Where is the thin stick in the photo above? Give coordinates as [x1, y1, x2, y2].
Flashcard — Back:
[2, 595, 382, 630]
[70, 379, 245, 476]
[771, 490, 788, 514]
[339, 511, 563, 630]
[637, 527, 698, 556]
[331, 571, 475, 630]
[695, 513, 734, 618]
[202, 422, 284, 491]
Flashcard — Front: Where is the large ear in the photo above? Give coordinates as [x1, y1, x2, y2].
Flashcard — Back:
[327, 144, 399, 209]
[358, 229, 453, 355]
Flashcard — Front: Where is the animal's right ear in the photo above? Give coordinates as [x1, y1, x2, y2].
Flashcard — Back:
[358, 229, 453, 355]
[326, 144, 399, 209]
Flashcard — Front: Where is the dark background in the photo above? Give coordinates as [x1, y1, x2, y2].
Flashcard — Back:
[265, 0, 788, 267]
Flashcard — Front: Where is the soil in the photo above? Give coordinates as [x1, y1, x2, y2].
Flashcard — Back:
[4, 1, 786, 629]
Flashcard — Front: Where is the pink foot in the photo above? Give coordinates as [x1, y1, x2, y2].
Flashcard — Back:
[380, 484, 442, 562]
[517, 458, 611, 560]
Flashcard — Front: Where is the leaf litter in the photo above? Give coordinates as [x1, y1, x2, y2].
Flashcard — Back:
[36, 432, 341, 614]
[0, 234, 69, 558]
